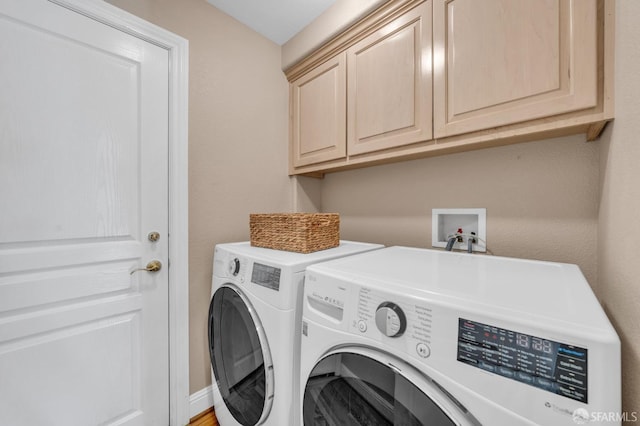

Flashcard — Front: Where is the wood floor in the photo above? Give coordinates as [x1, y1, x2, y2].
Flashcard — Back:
[189, 408, 219, 426]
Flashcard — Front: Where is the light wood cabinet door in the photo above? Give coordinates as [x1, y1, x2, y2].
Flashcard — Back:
[291, 53, 347, 167]
[433, 0, 598, 138]
[347, 1, 432, 156]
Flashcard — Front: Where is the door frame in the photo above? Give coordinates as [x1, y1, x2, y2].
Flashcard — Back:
[47, 0, 190, 424]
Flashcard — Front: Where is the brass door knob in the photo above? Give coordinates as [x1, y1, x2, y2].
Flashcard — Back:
[130, 260, 162, 275]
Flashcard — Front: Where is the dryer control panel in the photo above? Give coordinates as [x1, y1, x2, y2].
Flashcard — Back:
[303, 277, 437, 361]
[457, 318, 588, 403]
[351, 286, 435, 360]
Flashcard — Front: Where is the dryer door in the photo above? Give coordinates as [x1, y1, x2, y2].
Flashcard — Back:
[303, 348, 480, 426]
[208, 284, 274, 426]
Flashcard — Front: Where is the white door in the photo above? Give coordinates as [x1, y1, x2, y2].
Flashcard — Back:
[0, 1, 170, 425]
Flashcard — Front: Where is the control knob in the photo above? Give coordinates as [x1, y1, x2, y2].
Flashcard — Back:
[375, 302, 407, 337]
[228, 258, 240, 276]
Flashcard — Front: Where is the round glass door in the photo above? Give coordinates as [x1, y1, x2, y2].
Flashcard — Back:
[208, 285, 273, 426]
[303, 350, 479, 426]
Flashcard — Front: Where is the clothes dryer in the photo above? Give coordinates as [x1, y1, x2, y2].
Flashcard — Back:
[208, 241, 382, 426]
[300, 246, 620, 425]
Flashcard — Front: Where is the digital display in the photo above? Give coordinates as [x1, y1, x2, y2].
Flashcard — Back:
[251, 263, 281, 291]
[457, 318, 588, 403]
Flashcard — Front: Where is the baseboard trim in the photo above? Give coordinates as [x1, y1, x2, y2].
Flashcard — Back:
[189, 385, 213, 419]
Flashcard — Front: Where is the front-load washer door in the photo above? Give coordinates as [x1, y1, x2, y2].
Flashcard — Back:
[208, 284, 274, 426]
[303, 348, 480, 426]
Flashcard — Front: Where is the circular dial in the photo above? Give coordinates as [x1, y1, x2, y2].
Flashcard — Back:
[228, 258, 240, 276]
[375, 302, 407, 337]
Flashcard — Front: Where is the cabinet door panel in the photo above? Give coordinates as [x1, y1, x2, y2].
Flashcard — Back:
[347, 2, 432, 155]
[291, 53, 346, 167]
[434, 0, 597, 137]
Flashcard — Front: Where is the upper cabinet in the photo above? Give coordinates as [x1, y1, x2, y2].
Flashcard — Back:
[347, 2, 432, 155]
[291, 53, 346, 167]
[286, 0, 613, 177]
[290, 1, 432, 170]
[433, 0, 598, 137]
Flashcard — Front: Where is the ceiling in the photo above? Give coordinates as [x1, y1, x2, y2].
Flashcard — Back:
[206, 0, 337, 45]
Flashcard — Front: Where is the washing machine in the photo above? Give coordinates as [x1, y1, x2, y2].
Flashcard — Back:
[300, 246, 621, 425]
[208, 241, 383, 426]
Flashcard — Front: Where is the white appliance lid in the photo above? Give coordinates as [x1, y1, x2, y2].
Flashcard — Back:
[307, 246, 614, 333]
[216, 240, 383, 272]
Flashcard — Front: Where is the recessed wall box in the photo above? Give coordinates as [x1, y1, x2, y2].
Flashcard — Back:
[432, 208, 487, 252]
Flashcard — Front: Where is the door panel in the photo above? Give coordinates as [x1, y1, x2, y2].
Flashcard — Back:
[433, 0, 598, 137]
[209, 285, 274, 426]
[1, 313, 141, 425]
[347, 2, 432, 155]
[303, 351, 463, 425]
[0, 13, 140, 243]
[290, 53, 347, 167]
[0, 1, 169, 424]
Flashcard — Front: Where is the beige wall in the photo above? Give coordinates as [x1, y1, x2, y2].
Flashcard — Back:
[106, 0, 292, 393]
[598, 0, 640, 415]
[320, 136, 600, 284]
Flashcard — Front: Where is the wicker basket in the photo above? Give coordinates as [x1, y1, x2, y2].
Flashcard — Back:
[249, 213, 340, 253]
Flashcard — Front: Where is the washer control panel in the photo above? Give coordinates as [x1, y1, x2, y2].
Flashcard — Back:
[215, 250, 281, 291]
[250, 262, 281, 291]
[228, 257, 240, 276]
